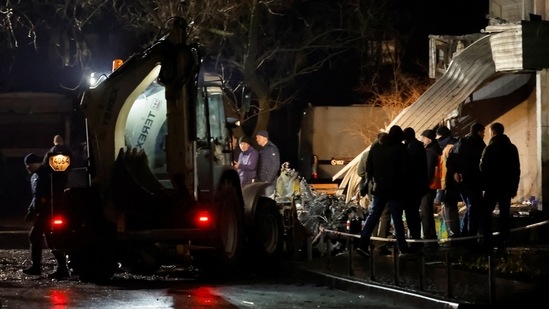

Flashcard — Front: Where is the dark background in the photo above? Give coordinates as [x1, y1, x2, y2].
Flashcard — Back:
[0, 1, 490, 190]
[270, 1, 490, 171]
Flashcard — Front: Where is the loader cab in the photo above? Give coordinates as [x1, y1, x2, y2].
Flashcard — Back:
[195, 72, 232, 167]
[123, 69, 232, 191]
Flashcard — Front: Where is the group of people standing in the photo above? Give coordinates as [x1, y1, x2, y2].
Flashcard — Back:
[233, 130, 281, 189]
[355, 122, 520, 258]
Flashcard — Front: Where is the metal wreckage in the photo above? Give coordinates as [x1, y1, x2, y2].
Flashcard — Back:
[275, 162, 364, 256]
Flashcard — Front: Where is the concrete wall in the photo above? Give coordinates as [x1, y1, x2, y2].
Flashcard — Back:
[492, 86, 539, 203]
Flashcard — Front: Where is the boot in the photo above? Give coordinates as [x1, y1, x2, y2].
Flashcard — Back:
[23, 243, 42, 275]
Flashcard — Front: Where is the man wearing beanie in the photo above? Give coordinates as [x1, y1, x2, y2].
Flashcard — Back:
[255, 130, 280, 185]
[234, 136, 258, 187]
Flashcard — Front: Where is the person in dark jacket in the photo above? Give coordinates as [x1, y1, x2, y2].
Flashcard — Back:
[234, 136, 258, 187]
[402, 127, 426, 251]
[447, 122, 486, 249]
[479, 122, 520, 254]
[357, 132, 392, 255]
[436, 126, 461, 240]
[419, 129, 442, 247]
[22, 153, 69, 279]
[356, 125, 411, 257]
[255, 130, 280, 184]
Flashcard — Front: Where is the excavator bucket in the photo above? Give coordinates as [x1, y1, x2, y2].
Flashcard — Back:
[108, 147, 193, 229]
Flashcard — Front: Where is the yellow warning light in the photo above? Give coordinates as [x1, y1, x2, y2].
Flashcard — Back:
[112, 59, 124, 72]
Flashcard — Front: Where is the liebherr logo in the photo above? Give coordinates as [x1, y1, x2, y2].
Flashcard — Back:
[103, 88, 119, 125]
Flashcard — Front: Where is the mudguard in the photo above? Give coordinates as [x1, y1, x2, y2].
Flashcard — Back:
[241, 182, 276, 228]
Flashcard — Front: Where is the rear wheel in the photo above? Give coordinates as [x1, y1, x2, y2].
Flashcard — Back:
[194, 178, 243, 275]
[120, 243, 161, 275]
[217, 183, 243, 264]
[68, 245, 118, 283]
[66, 219, 119, 282]
[252, 198, 283, 259]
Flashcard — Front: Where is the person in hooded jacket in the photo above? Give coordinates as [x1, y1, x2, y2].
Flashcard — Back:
[479, 122, 520, 254]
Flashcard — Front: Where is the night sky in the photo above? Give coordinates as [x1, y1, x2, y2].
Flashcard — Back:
[2, 1, 489, 98]
[0, 1, 491, 170]
[304, 0, 490, 106]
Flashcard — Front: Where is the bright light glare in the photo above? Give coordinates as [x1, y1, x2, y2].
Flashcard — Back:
[196, 211, 211, 227]
[89, 72, 97, 86]
[52, 216, 65, 227]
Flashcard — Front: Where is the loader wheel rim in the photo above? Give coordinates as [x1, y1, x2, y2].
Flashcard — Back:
[221, 203, 239, 258]
[259, 213, 279, 254]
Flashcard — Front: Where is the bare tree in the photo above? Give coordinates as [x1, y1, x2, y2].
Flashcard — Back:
[124, 0, 360, 132]
[0, 0, 120, 89]
[2, 0, 395, 133]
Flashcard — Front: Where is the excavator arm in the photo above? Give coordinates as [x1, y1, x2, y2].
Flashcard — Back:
[80, 18, 199, 196]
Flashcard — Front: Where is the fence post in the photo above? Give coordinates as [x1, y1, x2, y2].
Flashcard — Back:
[370, 244, 376, 281]
[445, 250, 453, 299]
[488, 254, 496, 305]
[419, 249, 425, 291]
[393, 246, 399, 286]
[347, 236, 354, 276]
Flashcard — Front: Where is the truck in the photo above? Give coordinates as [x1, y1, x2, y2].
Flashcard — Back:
[45, 18, 291, 281]
[298, 105, 388, 188]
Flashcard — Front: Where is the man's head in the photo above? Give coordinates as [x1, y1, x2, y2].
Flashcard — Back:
[403, 127, 415, 141]
[376, 132, 388, 144]
[53, 135, 64, 146]
[388, 125, 404, 143]
[238, 136, 252, 151]
[420, 129, 436, 146]
[255, 130, 269, 146]
[436, 126, 451, 140]
[489, 122, 504, 137]
[470, 122, 485, 138]
[24, 153, 42, 173]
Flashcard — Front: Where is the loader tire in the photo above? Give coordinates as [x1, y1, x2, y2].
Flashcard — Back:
[68, 246, 118, 283]
[194, 178, 244, 277]
[252, 198, 283, 259]
[217, 179, 243, 263]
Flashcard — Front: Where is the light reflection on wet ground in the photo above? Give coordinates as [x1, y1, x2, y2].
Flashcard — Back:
[0, 249, 431, 309]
